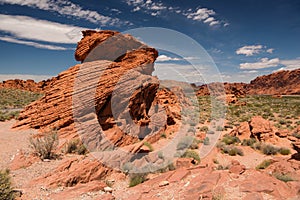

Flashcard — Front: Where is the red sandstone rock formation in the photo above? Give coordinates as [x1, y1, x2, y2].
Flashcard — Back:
[196, 68, 300, 96]
[230, 116, 278, 143]
[246, 68, 300, 95]
[13, 30, 186, 174]
[0, 78, 54, 93]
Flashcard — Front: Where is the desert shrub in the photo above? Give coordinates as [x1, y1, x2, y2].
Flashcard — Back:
[177, 136, 200, 150]
[212, 193, 224, 200]
[0, 88, 43, 110]
[0, 169, 14, 200]
[251, 142, 262, 151]
[216, 164, 229, 170]
[256, 159, 272, 170]
[129, 173, 147, 187]
[203, 137, 210, 145]
[221, 135, 240, 145]
[213, 158, 219, 164]
[199, 126, 209, 132]
[29, 130, 58, 159]
[188, 127, 196, 132]
[216, 126, 224, 131]
[292, 132, 300, 139]
[261, 144, 279, 155]
[228, 147, 244, 156]
[224, 125, 233, 129]
[143, 142, 154, 152]
[182, 150, 201, 164]
[64, 139, 88, 155]
[167, 162, 176, 171]
[274, 173, 294, 182]
[0, 111, 20, 122]
[160, 133, 167, 138]
[241, 138, 257, 147]
[279, 148, 291, 155]
[122, 162, 133, 174]
[279, 119, 287, 125]
[157, 161, 176, 173]
[207, 130, 215, 134]
[219, 145, 244, 156]
[157, 151, 164, 160]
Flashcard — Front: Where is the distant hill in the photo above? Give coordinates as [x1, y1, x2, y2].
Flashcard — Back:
[246, 68, 300, 95]
[196, 68, 300, 96]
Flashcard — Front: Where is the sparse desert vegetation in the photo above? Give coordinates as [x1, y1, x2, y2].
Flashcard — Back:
[0, 169, 15, 200]
[29, 130, 58, 160]
[0, 88, 43, 121]
[0, 30, 299, 200]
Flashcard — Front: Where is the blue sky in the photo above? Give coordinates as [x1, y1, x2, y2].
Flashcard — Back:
[0, 0, 299, 83]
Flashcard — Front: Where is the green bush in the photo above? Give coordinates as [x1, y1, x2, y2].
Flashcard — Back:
[207, 130, 215, 134]
[241, 138, 257, 147]
[216, 164, 229, 170]
[256, 159, 272, 170]
[182, 150, 201, 164]
[177, 136, 199, 150]
[292, 132, 300, 139]
[29, 130, 58, 160]
[143, 142, 154, 152]
[221, 135, 240, 145]
[274, 173, 294, 182]
[0, 169, 14, 200]
[279, 148, 291, 155]
[129, 173, 147, 187]
[251, 142, 262, 151]
[122, 162, 133, 174]
[219, 144, 244, 156]
[203, 137, 210, 145]
[199, 126, 209, 132]
[64, 139, 88, 155]
[261, 144, 279, 155]
[160, 133, 167, 138]
[216, 126, 224, 131]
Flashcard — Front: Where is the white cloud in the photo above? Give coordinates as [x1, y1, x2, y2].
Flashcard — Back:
[0, 0, 122, 26]
[125, 0, 167, 14]
[267, 48, 274, 53]
[236, 45, 263, 56]
[278, 58, 300, 70]
[0, 74, 52, 82]
[224, 23, 230, 27]
[133, 6, 141, 11]
[240, 58, 280, 69]
[185, 7, 223, 26]
[203, 17, 215, 23]
[245, 70, 259, 73]
[0, 36, 72, 50]
[125, 1, 227, 27]
[156, 55, 181, 62]
[209, 21, 219, 26]
[0, 14, 87, 44]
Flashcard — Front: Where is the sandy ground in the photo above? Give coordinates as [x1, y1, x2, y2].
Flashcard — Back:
[0, 120, 33, 169]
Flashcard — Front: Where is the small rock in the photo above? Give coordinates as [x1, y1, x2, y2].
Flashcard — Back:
[104, 186, 113, 193]
[159, 181, 169, 187]
[229, 164, 246, 174]
[231, 160, 240, 166]
[275, 130, 288, 138]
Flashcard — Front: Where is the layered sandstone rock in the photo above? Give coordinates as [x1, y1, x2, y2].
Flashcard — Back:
[0, 78, 54, 93]
[246, 68, 300, 95]
[13, 30, 186, 173]
[196, 68, 300, 96]
[230, 116, 278, 143]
